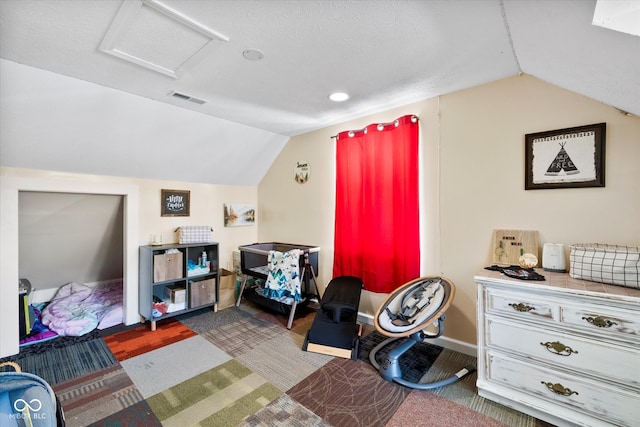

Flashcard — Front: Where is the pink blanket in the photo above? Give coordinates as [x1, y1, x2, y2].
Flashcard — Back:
[41, 281, 123, 336]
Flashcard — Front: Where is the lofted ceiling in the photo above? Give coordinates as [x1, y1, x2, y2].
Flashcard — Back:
[1, 0, 638, 139]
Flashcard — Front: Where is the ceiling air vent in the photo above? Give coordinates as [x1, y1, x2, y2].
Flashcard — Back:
[168, 90, 206, 105]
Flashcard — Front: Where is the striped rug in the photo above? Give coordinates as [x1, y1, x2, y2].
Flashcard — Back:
[145, 359, 282, 427]
[53, 364, 143, 426]
[2, 337, 116, 386]
[103, 318, 196, 362]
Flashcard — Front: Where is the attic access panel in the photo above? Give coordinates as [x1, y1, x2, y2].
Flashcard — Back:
[525, 123, 606, 190]
[99, 0, 229, 78]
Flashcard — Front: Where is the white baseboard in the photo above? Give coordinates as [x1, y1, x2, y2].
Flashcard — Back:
[31, 288, 59, 304]
[357, 312, 477, 357]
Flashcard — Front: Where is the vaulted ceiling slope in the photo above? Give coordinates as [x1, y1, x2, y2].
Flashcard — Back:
[1, 0, 638, 138]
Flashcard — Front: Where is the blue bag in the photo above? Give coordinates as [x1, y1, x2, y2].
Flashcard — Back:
[0, 361, 64, 427]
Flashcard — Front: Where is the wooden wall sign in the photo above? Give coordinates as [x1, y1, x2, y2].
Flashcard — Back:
[161, 189, 190, 217]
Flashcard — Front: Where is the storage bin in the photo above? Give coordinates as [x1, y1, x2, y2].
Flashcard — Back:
[153, 252, 183, 282]
[164, 285, 185, 303]
[176, 226, 213, 244]
[189, 278, 216, 307]
[570, 244, 640, 289]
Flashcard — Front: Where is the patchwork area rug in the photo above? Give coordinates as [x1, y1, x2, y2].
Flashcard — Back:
[53, 364, 143, 426]
[121, 336, 231, 398]
[239, 394, 331, 427]
[88, 400, 161, 427]
[1, 337, 116, 386]
[199, 314, 282, 357]
[386, 389, 511, 427]
[145, 359, 282, 427]
[176, 306, 258, 334]
[287, 357, 411, 427]
[104, 318, 196, 361]
[235, 329, 333, 392]
[5, 304, 551, 427]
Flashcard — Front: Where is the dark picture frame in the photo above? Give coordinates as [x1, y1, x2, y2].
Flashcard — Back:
[525, 123, 606, 190]
[161, 189, 190, 217]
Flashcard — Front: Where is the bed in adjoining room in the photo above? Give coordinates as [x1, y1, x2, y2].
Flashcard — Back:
[19, 280, 124, 347]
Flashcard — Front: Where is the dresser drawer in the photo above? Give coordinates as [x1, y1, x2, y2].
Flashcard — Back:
[486, 317, 640, 387]
[487, 352, 640, 427]
[561, 303, 640, 341]
[485, 288, 558, 322]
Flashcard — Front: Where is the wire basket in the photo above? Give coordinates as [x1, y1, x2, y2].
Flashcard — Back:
[570, 244, 640, 289]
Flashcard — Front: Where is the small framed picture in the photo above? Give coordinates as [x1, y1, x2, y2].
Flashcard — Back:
[224, 203, 255, 227]
[525, 123, 606, 190]
[161, 189, 190, 217]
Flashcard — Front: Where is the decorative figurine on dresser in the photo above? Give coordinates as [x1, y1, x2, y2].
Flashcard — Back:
[475, 243, 640, 427]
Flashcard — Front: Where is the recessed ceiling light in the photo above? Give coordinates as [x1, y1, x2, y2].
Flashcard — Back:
[242, 49, 264, 61]
[329, 92, 349, 102]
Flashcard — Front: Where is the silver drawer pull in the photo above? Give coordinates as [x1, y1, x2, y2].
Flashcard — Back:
[541, 381, 579, 396]
[540, 341, 579, 356]
[582, 316, 617, 328]
[508, 302, 535, 312]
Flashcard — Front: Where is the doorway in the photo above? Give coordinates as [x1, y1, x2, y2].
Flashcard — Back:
[0, 176, 139, 358]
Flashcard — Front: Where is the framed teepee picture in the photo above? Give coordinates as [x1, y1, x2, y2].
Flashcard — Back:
[525, 123, 606, 190]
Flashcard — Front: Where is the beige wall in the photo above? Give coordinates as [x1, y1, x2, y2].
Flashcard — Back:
[1, 167, 258, 271]
[258, 74, 640, 345]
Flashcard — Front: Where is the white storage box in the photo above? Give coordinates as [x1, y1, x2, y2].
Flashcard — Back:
[570, 244, 640, 289]
[176, 226, 213, 244]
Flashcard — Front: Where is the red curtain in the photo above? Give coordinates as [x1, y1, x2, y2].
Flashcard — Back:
[333, 114, 420, 293]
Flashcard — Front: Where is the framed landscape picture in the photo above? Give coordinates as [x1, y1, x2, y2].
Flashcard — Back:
[525, 123, 606, 190]
[224, 203, 255, 227]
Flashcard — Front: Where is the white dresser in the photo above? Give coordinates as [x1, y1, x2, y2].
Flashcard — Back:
[475, 269, 640, 427]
